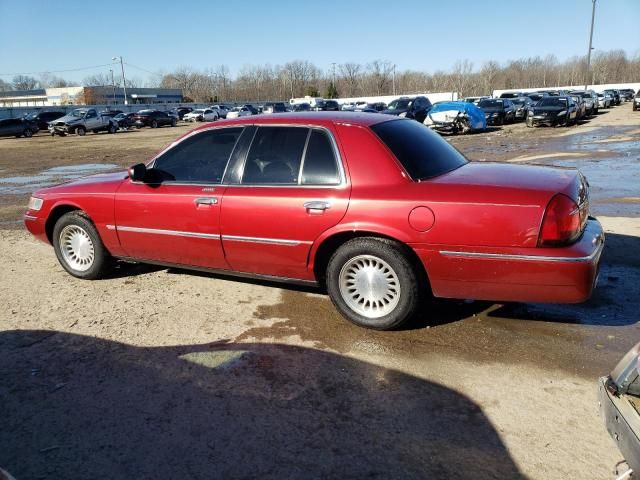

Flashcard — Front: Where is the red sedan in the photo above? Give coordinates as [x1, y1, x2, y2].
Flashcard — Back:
[24, 112, 604, 330]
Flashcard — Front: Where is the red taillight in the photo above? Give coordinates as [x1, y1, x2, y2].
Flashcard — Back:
[538, 194, 581, 246]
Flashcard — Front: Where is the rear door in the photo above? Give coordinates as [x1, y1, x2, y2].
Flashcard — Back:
[114, 126, 245, 268]
[220, 125, 350, 280]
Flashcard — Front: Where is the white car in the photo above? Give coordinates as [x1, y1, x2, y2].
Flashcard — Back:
[225, 106, 253, 119]
[210, 105, 229, 119]
[183, 109, 219, 122]
[596, 93, 611, 109]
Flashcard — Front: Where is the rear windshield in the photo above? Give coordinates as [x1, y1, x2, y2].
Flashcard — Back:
[371, 119, 467, 181]
[478, 99, 503, 108]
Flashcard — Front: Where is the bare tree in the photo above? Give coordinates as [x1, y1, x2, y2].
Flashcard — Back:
[83, 73, 112, 86]
[366, 60, 394, 95]
[0, 79, 13, 91]
[12, 75, 39, 90]
[338, 62, 362, 96]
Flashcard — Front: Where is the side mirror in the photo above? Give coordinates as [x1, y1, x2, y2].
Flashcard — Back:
[128, 163, 147, 182]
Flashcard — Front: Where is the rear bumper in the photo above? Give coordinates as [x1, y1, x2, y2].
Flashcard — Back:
[599, 376, 640, 472]
[413, 218, 604, 303]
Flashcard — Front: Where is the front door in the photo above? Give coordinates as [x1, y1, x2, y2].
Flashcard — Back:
[220, 126, 350, 280]
[114, 126, 245, 269]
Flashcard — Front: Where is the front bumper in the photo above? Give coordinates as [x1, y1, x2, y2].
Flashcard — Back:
[413, 218, 604, 303]
[529, 114, 561, 126]
[599, 376, 640, 472]
[49, 124, 75, 134]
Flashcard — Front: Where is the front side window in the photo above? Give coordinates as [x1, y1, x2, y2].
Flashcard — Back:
[152, 127, 243, 184]
[301, 130, 340, 185]
[242, 127, 308, 184]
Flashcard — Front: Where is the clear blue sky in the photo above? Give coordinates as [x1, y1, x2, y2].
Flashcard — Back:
[0, 0, 638, 83]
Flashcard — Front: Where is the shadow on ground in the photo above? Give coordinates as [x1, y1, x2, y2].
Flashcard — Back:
[0, 330, 525, 480]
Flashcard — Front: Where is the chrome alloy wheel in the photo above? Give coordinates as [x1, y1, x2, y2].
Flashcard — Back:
[339, 255, 401, 319]
[59, 225, 95, 272]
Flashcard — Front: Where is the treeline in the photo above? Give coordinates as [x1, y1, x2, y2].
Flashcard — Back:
[1, 50, 638, 102]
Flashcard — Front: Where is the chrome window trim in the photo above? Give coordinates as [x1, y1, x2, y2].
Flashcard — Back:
[109, 225, 221, 240]
[143, 123, 347, 189]
[297, 129, 313, 185]
[222, 234, 311, 247]
[439, 241, 604, 263]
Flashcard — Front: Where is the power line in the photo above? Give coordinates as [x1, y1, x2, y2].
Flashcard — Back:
[0, 62, 119, 77]
[124, 62, 163, 77]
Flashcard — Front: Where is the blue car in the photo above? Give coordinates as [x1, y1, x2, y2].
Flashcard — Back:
[423, 101, 487, 134]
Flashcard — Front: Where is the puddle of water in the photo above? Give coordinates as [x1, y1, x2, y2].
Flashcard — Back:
[547, 156, 640, 217]
[0, 163, 119, 194]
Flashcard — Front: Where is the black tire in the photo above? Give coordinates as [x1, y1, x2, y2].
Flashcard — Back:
[23, 128, 33, 138]
[76, 126, 86, 136]
[52, 211, 113, 280]
[151, 120, 158, 128]
[326, 237, 422, 330]
[526, 117, 534, 127]
[171, 119, 177, 127]
[108, 123, 117, 134]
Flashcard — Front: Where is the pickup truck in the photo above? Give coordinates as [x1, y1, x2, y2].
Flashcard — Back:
[49, 108, 118, 136]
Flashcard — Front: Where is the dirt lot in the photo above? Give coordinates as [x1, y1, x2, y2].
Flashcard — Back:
[1, 106, 639, 479]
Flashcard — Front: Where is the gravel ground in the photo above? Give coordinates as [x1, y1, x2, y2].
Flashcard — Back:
[0, 105, 639, 479]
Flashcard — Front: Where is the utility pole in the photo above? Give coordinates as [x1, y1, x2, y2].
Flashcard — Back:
[112, 56, 128, 104]
[109, 69, 116, 105]
[585, 0, 596, 91]
[330, 62, 336, 85]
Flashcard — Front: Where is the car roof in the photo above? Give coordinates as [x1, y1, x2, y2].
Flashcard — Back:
[188, 111, 392, 131]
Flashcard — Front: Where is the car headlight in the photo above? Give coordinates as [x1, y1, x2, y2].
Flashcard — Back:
[557, 110, 566, 116]
[398, 112, 407, 118]
[28, 197, 43, 211]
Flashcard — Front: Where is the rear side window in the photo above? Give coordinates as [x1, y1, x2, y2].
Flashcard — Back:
[242, 127, 308, 184]
[153, 127, 243, 183]
[371, 119, 467, 181]
[301, 130, 340, 185]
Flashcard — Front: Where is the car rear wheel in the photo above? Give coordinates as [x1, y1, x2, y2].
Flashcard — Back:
[76, 126, 86, 136]
[108, 123, 117, 134]
[171, 119, 177, 127]
[151, 120, 158, 128]
[326, 238, 421, 330]
[23, 128, 33, 138]
[53, 212, 112, 280]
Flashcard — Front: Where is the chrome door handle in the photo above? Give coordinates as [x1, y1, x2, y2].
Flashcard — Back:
[304, 201, 331, 211]
[194, 197, 218, 206]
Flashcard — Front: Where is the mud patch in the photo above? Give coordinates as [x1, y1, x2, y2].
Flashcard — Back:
[0, 163, 120, 194]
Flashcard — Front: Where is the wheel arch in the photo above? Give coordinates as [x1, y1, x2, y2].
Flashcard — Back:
[310, 228, 430, 290]
[45, 203, 83, 244]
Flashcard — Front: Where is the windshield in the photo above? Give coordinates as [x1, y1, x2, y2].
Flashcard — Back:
[193, 109, 205, 113]
[512, 99, 526, 106]
[371, 119, 467, 181]
[70, 109, 87, 117]
[386, 99, 411, 110]
[114, 113, 126, 119]
[538, 97, 567, 107]
[478, 100, 503, 108]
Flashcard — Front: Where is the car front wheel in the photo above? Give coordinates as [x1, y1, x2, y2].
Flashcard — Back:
[151, 120, 158, 128]
[52, 212, 113, 280]
[76, 126, 86, 136]
[326, 238, 422, 330]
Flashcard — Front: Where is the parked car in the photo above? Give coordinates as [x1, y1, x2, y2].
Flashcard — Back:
[22, 111, 65, 131]
[525, 92, 548, 103]
[24, 112, 603, 330]
[314, 100, 340, 111]
[341, 102, 356, 111]
[210, 105, 230, 118]
[462, 96, 490, 104]
[381, 96, 432, 122]
[262, 102, 287, 114]
[604, 89, 621, 105]
[599, 342, 640, 476]
[131, 110, 177, 128]
[569, 95, 586, 121]
[569, 91, 597, 115]
[423, 101, 486, 134]
[183, 108, 219, 122]
[511, 97, 534, 121]
[49, 108, 118, 136]
[526, 96, 577, 127]
[226, 106, 253, 119]
[477, 99, 516, 125]
[0, 118, 39, 138]
[293, 103, 312, 112]
[619, 89, 635, 101]
[173, 107, 193, 119]
[596, 93, 611, 109]
[634, 91, 640, 111]
[113, 112, 137, 129]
